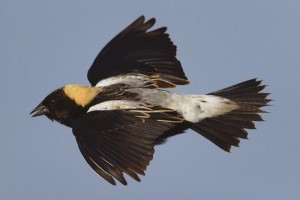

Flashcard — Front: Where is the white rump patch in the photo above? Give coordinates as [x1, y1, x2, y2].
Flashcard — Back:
[155, 93, 238, 123]
[183, 95, 239, 122]
[87, 100, 149, 112]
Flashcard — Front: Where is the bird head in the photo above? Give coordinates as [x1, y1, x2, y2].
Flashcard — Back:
[30, 86, 90, 127]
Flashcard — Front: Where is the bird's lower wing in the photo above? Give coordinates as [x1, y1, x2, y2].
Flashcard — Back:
[72, 108, 181, 185]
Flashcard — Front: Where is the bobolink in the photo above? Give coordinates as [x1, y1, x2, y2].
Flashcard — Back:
[31, 16, 270, 185]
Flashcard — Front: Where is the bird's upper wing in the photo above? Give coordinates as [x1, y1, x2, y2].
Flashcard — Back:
[72, 108, 182, 185]
[87, 16, 189, 88]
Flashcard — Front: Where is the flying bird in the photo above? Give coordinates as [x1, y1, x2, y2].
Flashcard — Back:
[31, 16, 270, 185]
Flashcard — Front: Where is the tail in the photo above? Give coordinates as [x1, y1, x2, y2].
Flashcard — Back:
[188, 78, 271, 152]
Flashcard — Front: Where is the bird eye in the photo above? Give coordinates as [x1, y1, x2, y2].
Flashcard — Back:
[50, 99, 56, 105]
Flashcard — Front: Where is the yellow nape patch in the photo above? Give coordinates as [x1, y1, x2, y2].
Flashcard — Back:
[63, 85, 102, 107]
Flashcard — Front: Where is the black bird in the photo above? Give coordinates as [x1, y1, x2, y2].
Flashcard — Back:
[31, 16, 270, 185]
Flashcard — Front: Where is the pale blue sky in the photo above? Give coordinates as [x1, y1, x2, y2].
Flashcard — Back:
[1, 1, 299, 199]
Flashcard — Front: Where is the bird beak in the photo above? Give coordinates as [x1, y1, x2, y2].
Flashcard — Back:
[30, 103, 49, 117]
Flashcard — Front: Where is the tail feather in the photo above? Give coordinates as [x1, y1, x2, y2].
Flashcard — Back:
[200, 118, 248, 139]
[213, 116, 256, 129]
[209, 78, 271, 108]
[189, 79, 270, 152]
[209, 79, 262, 94]
[190, 122, 239, 150]
[227, 111, 263, 121]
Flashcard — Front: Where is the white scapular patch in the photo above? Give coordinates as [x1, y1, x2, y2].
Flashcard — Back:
[87, 100, 149, 112]
[95, 74, 154, 87]
[127, 88, 239, 123]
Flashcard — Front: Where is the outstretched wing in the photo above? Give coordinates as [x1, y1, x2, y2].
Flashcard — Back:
[87, 16, 189, 88]
[72, 108, 181, 185]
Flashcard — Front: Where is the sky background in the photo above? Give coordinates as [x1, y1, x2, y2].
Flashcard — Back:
[1, 0, 299, 199]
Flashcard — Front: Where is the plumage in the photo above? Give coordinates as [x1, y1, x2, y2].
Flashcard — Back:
[31, 16, 271, 185]
[87, 16, 189, 87]
[73, 110, 175, 185]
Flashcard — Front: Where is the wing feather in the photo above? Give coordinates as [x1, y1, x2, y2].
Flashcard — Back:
[73, 109, 176, 185]
[87, 16, 189, 87]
